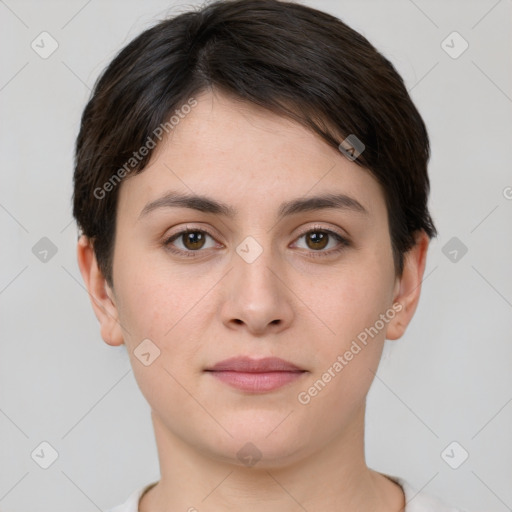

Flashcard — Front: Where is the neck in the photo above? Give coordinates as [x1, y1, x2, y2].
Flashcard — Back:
[139, 404, 404, 512]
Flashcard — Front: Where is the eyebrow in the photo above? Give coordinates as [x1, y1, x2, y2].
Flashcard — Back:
[138, 190, 368, 220]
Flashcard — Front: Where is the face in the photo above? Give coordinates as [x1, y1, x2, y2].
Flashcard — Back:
[82, 89, 426, 468]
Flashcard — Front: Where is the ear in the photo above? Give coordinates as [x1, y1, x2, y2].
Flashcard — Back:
[386, 230, 430, 340]
[76, 235, 124, 346]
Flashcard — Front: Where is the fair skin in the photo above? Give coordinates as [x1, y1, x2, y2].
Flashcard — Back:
[78, 89, 429, 512]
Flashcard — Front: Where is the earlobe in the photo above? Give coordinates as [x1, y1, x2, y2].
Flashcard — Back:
[76, 235, 124, 346]
[386, 231, 430, 341]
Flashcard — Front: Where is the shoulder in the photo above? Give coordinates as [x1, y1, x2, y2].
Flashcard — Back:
[384, 473, 468, 512]
[104, 482, 158, 512]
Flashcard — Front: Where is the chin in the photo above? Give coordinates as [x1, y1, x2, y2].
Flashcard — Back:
[205, 424, 310, 469]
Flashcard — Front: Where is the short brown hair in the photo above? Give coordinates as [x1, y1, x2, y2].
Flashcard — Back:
[73, 0, 437, 287]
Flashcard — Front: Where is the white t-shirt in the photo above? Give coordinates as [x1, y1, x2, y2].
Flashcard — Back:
[105, 473, 467, 512]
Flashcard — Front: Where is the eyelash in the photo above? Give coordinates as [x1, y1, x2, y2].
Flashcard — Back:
[163, 224, 350, 260]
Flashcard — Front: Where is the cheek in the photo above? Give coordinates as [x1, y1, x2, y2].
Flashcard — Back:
[113, 239, 193, 334]
[113, 260, 203, 407]
[301, 252, 395, 405]
[113, 254, 214, 367]
[297, 272, 393, 426]
[309, 262, 394, 343]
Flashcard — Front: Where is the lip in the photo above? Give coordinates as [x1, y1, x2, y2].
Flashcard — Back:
[207, 356, 304, 373]
[205, 356, 306, 392]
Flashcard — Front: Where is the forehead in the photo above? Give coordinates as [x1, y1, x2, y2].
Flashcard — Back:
[117, 89, 386, 222]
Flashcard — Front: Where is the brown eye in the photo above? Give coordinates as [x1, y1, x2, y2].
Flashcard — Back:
[293, 227, 350, 259]
[164, 229, 218, 255]
[181, 231, 207, 250]
[304, 231, 329, 250]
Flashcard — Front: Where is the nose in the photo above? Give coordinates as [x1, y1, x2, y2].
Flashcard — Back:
[219, 241, 294, 336]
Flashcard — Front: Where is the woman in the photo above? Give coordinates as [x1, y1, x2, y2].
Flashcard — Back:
[73, 1, 466, 510]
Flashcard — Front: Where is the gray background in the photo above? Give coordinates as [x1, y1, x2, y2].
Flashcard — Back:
[1, 0, 511, 510]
